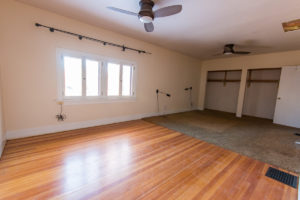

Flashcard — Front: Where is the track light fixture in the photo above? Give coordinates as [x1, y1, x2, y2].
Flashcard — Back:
[156, 89, 171, 97]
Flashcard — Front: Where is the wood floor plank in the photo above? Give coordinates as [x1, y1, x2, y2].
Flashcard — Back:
[0, 120, 298, 200]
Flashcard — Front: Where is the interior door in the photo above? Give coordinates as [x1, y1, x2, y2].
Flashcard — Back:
[274, 66, 300, 128]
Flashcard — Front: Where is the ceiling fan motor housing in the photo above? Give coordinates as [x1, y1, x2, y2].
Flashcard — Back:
[139, 0, 155, 23]
[224, 44, 234, 55]
[222, 44, 250, 55]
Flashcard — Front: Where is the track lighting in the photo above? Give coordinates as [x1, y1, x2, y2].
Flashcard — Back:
[35, 23, 151, 55]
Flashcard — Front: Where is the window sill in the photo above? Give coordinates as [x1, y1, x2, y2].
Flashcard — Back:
[58, 96, 137, 105]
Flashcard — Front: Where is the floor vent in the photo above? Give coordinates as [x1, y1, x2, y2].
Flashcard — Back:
[265, 167, 298, 188]
[295, 133, 300, 136]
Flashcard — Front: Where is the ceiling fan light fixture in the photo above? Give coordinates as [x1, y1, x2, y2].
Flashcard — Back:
[224, 51, 233, 55]
[139, 16, 153, 23]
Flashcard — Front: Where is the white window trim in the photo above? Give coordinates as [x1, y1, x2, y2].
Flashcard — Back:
[56, 48, 137, 105]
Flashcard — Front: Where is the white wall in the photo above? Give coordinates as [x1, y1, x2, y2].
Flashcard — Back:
[199, 50, 300, 118]
[243, 69, 281, 119]
[205, 71, 241, 113]
[0, 68, 6, 157]
[0, 0, 201, 139]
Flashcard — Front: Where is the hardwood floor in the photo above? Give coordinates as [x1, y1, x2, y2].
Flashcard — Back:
[0, 120, 298, 199]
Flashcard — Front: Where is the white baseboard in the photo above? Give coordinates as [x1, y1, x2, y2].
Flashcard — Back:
[6, 108, 194, 140]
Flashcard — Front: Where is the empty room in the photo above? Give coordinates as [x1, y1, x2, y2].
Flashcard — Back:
[1, 0, 300, 199]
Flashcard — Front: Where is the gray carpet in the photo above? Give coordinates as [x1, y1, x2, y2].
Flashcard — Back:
[144, 110, 300, 174]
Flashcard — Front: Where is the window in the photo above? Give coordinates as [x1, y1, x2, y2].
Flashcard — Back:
[86, 59, 99, 96]
[107, 63, 120, 96]
[122, 65, 133, 96]
[64, 56, 82, 97]
[57, 49, 136, 104]
[106, 63, 134, 97]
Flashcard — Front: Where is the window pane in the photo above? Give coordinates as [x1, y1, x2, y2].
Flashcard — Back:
[122, 65, 132, 96]
[86, 60, 99, 96]
[107, 63, 120, 96]
[64, 56, 82, 96]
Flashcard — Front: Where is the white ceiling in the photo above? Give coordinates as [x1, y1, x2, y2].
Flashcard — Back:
[17, 0, 300, 59]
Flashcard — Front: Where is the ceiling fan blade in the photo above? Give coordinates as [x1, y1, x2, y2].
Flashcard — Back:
[233, 51, 251, 55]
[144, 23, 154, 32]
[107, 7, 138, 16]
[154, 5, 182, 18]
[282, 19, 300, 32]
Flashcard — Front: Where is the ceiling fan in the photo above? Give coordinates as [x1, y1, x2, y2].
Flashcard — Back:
[216, 44, 251, 56]
[107, 0, 182, 33]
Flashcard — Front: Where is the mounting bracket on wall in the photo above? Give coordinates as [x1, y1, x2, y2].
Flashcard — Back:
[184, 87, 193, 108]
[156, 89, 171, 113]
[56, 101, 66, 122]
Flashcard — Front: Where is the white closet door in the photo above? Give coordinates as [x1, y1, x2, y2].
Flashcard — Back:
[274, 66, 300, 128]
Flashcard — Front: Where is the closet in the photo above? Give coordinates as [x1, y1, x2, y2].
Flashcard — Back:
[242, 68, 281, 119]
[205, 70, 242, 113]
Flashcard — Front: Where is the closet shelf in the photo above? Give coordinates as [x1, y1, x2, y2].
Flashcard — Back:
[247, 80, 279, 83]
[207, 79, 241, 82]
